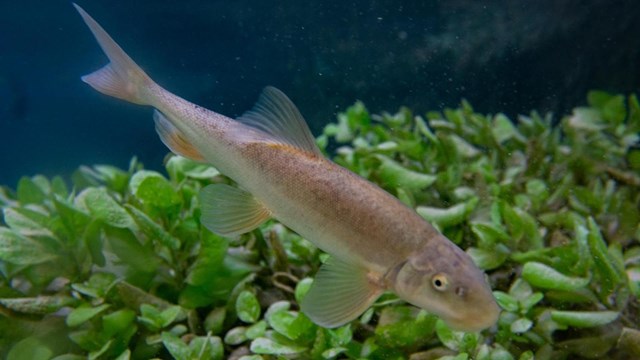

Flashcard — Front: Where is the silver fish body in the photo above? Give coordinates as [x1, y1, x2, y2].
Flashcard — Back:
[74, 3, 500, 332]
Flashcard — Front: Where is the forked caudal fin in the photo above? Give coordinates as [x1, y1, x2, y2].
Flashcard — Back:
[73, 3, 154, 105]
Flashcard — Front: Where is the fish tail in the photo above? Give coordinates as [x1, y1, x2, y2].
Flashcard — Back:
[73, 3, 155, 105]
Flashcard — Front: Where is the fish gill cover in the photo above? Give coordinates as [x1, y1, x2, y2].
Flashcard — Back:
[0, 91, 639, 359]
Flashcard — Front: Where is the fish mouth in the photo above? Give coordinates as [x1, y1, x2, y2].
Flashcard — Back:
[443, 301, 501, 332]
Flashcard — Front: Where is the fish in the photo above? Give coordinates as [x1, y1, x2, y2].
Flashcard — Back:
[73, 3, 500, 332]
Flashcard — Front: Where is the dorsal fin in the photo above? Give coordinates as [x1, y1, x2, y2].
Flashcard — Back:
[236, 87, 322, 156]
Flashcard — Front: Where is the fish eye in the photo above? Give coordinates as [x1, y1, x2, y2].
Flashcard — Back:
[431, 273, 449, 291]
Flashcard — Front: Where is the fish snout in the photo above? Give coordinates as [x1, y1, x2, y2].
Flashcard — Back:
[445, 294, 501, 332]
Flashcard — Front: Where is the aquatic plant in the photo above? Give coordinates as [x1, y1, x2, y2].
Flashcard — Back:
[0, 90, 638, 359]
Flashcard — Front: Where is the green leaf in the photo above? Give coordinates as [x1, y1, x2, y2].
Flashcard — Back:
[327, 325, 352, 348]
[525, 179, 549, 208]
[487, 347, 514, 360]
[0, 295, 76, 315]
[435, 319, 463, 351]
[493, 292, 518, 313]
[16, 177, 46, 204]
[130, 171, 181, 209]
[375, 155, 436, 191]
[396, 187, 414, 207]
[125, 204, 180, 250]
[322, 347, 347, 359]
[68, 329, 100, 352]
[375, 307, 436, 348]
[66, 304, 111, 327]
[224, 326, 248, 345]
[459, 332, 480, 355]
[83, 220, 106, 267]
[449, 134, 480, 158]
[467, 247, 508, 270]
[415, 115, 439, 144]
[617, 327, 640, 357]
[204, 307, 226, 335]
[102, 309, 136, 337]
[185, 230, 228, 286]
[51, 354, 86, 360]
[508, 278, 533, 300]
[628, 94, 640, 132]
[82, 188, 133, 228]
[550, 310, 619, 328]
[188, 336, 224, 360]
[267, 310, 314, 341]
[250, 337, 306, 355]
[103, 226, 159, 274]
[567, 108, 606, 131]
[628, 149, 640, 171]
[115, 282, 175, 314]
[159, 306, 183, 327]
[518, 351, 535, 360]
[510, 318, 533, 333]
[114, 350, 131, 360]
[587, 217, 623, 294]
[587, 90, 614, 108]
[246, 320, 268, 340]
[72, 272, 116, 299]
[140, 304, 182, 331]
[88, 340, 114, 359]
[265, 301, 290, 320]
[520, 292, 544, 311]
[588, 91, 626, 125]
[236, 290, 261, 323]
[91, 165, 130, 193]
[166, 156, 220, 180]
[492, 113, 518, 144]
[161, 332, 190, 360]
[470, 222, 510, 248]
[555, 335, 616, 359]
[417, 197, 478, 228]
[521, 262, 590, 291]
[0, 227, 57, 265]
[294, 277, 313, 303]
[181, 232, 257, 307]
[49, 176, 68, 197]
[326, 102, 365, 143]
[3, 207, 53, 237]
[54, 195, 91, 237]
[7, 337, 52, 360]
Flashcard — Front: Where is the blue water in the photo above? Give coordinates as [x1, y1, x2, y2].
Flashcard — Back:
[1, 0, 639, 186]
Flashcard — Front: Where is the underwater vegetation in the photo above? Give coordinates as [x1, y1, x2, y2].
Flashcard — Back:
[0, 90, 639, 359]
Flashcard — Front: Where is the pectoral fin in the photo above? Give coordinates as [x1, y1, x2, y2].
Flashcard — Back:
[301, 256, 384, 328]
[199, 184, 270, 237]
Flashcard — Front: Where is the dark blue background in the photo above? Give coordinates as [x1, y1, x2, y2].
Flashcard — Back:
[2, 0, 639, 187]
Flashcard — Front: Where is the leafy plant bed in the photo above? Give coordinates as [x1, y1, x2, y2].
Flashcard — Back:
[1, 91, 639, 359]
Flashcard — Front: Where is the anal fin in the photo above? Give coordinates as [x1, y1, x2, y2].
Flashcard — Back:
[199, 184, 270, 237]
[301, 256, 384, 328]
[154, 110, 205, 162]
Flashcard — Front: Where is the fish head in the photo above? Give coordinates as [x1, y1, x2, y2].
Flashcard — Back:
[390, 235, 500, 332]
